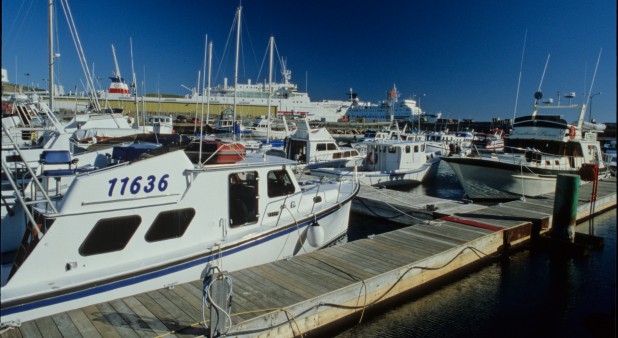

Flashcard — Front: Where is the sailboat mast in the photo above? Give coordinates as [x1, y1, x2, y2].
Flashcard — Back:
[48, 0, 54, 111]
[206, 41, 213, 127]
[267, 36, 274, 141]
[233, 5, 242, 139]
[130, 37, 139, 128]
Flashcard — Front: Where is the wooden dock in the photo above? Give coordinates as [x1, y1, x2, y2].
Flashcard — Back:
[1, 178, 615, 337]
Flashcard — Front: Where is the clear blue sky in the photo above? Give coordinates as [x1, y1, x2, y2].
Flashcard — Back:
[3, 0, 616, 122]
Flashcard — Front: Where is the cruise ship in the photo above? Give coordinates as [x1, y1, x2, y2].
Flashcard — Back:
[51, 61, 350, 122]
[344, 85, 423, 123]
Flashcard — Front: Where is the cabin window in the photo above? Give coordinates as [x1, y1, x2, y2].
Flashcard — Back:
[352, 150, 359, 156]
[267, 169, 296, 198]
[414, 145, 419, 153]
[388, 146, 396, 153]
[405, 146, 411, 153]
[327, 143, 337, 150]
[145, 208, 196, 242]
[317, 143, 327, 151]
[421, 144, 425, 152]
[229, 171, 259, 227]
[333, 152, 341, 159]
[79, 215, 141, 256]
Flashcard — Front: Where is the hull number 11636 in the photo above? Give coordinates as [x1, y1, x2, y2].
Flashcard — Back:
[108, 174, 170, 197]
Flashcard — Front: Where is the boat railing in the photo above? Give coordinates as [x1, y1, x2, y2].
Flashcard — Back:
[479, 145, 594, 172]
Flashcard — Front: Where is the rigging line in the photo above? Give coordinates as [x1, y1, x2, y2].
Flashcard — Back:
[240, 11, 261, 81]
[255, 39, 271, 83]
[213, 9, 238, 85]
[6, 0, 34, 53]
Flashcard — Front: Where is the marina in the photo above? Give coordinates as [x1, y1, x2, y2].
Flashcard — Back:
[1, 170, 613, 337]
[1, 1, 616, 337]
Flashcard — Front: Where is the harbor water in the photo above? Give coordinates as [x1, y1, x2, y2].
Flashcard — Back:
[337, 162, 616, 337]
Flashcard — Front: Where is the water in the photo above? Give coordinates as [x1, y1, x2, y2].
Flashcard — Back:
[336, 162, 616, 337]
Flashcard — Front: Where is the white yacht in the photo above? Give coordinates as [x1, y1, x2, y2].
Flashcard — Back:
[442, 91, 611, 199]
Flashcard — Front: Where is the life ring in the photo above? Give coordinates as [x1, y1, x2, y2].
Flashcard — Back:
[568, 126, 576, 139]
[366, 151, 377, 165]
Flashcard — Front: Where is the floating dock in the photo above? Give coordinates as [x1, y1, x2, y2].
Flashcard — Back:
[1, 178, 615, 337]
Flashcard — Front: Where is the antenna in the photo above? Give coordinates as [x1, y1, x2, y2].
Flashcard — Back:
[111, 44, 122, 80]
[582, 49, 602, 126]
[534, 54, 551, 106]
[512, 29, 527, 120]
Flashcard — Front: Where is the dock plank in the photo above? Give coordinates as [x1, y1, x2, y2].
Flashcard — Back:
[50, 312, 81, 337]
[80, 304, 122, 338]
[95, 302, 138, 338]
[67, 309, 102, 338]
[108, 298, 153, 337]
[33, 316, 62, 338]
[236, 268, 305, 306]
[132, 293, 189, 338]
[122, 296, 171, 337]
[148, 290, 201, 333]
[17, 321, 42, 338]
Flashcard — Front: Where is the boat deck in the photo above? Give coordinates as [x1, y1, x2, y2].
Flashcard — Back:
[1, 177, 615, 337]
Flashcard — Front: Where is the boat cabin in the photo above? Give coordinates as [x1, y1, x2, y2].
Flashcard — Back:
[364, 141, 430, 171]
[285, 120, 361, 168]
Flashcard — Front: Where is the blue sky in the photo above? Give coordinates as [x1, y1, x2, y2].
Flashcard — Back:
[2, 0, 616, 122]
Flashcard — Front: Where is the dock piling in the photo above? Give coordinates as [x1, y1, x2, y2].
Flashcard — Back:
[551, 174, 580, 242]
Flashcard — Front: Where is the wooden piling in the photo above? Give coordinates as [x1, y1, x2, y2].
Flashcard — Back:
[551, 174, 580, 242]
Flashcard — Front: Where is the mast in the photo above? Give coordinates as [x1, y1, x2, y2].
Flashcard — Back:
[48, 0, 54, 111]
[130, 38, 139, 129]
[233, 5, 242, 140]
[267, 36, 274, 141]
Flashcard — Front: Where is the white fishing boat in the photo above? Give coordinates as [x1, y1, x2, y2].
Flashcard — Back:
[442, 91, 611, 199]
[310, 138, 441, 187]
[0, 137, 359, 324]
[284, 119, 364, 169]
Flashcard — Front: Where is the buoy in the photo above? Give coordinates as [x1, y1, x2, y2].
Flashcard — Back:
[306, 221, 324, 248]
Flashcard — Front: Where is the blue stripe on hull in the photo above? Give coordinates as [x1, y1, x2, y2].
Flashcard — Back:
[1, 206, 342, 318]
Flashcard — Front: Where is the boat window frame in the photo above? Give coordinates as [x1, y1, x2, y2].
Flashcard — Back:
[229, 171, 259, 228]
[144, 208, 196, 242]
[79, 215, 141, 256]
[267, 169, 296, 198]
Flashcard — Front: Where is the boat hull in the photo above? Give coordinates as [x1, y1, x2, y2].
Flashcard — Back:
[443, 156, 581, 199]
[0, 193, 354, 323]
[311, 157, 440, 187]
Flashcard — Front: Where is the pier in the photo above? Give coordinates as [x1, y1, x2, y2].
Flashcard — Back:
[1, 178, 615, 337]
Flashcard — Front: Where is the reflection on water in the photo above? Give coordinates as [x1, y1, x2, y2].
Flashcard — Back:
[337, 162, 616, 338]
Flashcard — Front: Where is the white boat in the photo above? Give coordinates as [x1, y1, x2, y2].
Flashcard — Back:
[424, 130, 473, 156]
[245, 116, 296, 139]
[0, 138, 359, 324]
[470, 129, 505, 153]
[310, 138, 441, 187]
[442, 91, 611, 199]
[284, 119, 364, 169]
[344, 85, 423, 123]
